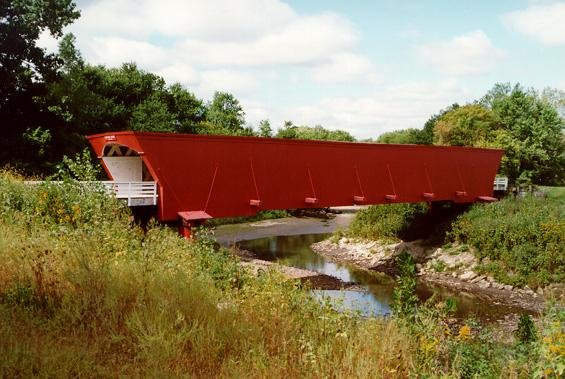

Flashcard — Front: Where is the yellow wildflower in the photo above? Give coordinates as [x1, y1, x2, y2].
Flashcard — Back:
[457, 325, 471, 341]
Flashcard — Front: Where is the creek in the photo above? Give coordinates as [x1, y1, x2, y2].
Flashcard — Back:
[214, 212, 526, 320]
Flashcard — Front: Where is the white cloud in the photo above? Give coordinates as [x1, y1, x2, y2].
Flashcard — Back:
[156, 63, 201, 86]
[72, 0, 358, 68]
[311, 53, 379, 84]
[76, 0, 296, 41]
[174, 12, 357, 67]
[88, 37, 168, 69]
[502, 2, 565, 45]
[415, 31, 505, 76]
[36, 0, 378, 97]
[246, 80, 472, 139]
[198, 69, 258, 97]
[37, 30, 60, 54]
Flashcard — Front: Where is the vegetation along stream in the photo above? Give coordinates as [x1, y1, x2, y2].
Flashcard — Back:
[214, 212, 527, 322]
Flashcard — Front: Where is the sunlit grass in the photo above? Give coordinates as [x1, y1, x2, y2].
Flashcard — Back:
[0, 172, 561, 377]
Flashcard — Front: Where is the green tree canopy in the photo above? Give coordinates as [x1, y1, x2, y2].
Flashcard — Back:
[0, 0, 80, 171]
[0, 0, 79, 100]
[257, 119, 273, 137]
[205, 91, 246, 133]
[376, 128, 423, 144]
[481, 83, 564, 185]
[433, 104, 499, 147]
[420, 103, 459, 145]
[275, 122, 355, 142]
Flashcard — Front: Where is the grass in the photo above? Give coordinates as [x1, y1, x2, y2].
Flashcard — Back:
[449, 190, 564, 288]
[0, 171, 562, 377]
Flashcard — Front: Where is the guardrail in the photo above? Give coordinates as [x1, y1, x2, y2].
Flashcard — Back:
[100, 181, 158, 206]
[493, 177, 508, 191]
[25, 180, 158, 206]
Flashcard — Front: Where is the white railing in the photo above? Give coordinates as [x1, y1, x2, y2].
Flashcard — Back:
[25, 180, 158, 206]
[493, 176, 508, 191]
[100, 181, 158, 206]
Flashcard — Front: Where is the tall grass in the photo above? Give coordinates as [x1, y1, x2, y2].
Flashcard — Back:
[0, 172, 559, 377]
[0, 172, 421, 377]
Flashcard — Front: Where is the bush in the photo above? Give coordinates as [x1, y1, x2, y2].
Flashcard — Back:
[449, 194, 564, 287]
[347, 203, 429, 241]
[515, 314, 537, 344]
[391, 252, 418, 318]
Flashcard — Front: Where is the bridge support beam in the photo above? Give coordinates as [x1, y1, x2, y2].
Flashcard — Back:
[177, 211, 212, 239]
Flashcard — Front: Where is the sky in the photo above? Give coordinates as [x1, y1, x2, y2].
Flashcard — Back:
[38, 0, 565, 139]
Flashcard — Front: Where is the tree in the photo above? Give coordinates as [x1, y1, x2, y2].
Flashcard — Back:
[130, 95, 176, 132]
[0, 0, 80, 104]
[376, 128, 423, 144]
[481, 83, 564, 185]
[167, 83, 205, 133]
[0, 0, 80, 171]
[275, 120, 298, 138]
[275, 122, 355, 142]
[420, 103, 459, 144]
[205, 91, 245, 133]
[541, 87, 565, 119]
[324, 128, 355, 142]
[433, 104, 499, 147]
[258, 119, 273, 137]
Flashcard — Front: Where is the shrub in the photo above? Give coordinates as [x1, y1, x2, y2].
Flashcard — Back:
[449, 194, 564, 287]
[347, 202, 429, 241]
[515, 314, 537, 344]
[391, 252, 418, 318]
[0, 172, 425, 377]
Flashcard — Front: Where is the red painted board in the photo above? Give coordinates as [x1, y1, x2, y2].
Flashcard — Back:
[88, 131, 503, 222]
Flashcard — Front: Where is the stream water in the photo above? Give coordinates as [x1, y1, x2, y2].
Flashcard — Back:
[215, 213, 526, 321]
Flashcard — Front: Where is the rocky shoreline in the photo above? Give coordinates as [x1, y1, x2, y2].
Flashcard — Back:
[311, 237, 561, 313]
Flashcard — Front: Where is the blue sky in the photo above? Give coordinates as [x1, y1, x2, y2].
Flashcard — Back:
[39, 0, 565, 138]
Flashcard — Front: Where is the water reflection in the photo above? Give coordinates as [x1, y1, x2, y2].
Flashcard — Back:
[238, 234, 527, 320]
[239, 234, 395, 316]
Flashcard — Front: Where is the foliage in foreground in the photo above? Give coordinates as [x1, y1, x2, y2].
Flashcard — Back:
[449, 192, 565, 288]
[0, 172, 415, 377]
[0, 172, 562, 377]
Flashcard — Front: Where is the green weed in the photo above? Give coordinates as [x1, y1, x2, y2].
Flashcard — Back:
[450, 194, 564, 288]
[347, 203, 429, 241]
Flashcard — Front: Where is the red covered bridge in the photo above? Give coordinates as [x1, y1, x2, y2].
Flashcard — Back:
[88, 131, 503, 237]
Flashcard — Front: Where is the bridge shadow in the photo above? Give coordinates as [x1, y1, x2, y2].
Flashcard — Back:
[399, 202, 471, 245]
